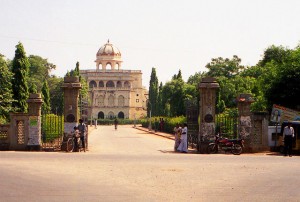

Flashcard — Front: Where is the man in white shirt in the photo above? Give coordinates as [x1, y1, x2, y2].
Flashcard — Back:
[283, 123, 294, 157]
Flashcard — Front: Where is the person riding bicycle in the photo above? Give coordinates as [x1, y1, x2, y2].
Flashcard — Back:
[78, 119, 87, 152]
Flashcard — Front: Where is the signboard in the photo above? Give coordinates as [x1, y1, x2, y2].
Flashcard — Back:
[270, 104, 300, 124]
[28, 116, 41, 145]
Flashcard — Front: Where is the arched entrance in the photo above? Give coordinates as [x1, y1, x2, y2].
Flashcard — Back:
[98, 111, 104, 119]
[118, 111, 124, 119]
[108, 111, 114, 119]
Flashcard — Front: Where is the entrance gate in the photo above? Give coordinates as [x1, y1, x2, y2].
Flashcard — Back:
[186, 99, 199, 150]
[41, 114, 64, 151]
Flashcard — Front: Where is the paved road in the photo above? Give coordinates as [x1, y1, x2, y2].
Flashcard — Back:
[1, 125, 300, 202]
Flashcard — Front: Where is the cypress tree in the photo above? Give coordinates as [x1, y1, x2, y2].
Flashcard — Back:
[11, 42, 30, 112]
[0, 54, 14, 123]
[41, 80, 51, 114]
[149, 67, 159, 116]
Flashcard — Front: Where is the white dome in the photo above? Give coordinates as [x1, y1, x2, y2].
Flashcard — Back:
[97, 40, 121, 56]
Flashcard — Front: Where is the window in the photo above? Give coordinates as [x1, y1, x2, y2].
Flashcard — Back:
[136, 99, 139, 103]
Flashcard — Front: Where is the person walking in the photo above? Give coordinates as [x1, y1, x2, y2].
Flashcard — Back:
[78, 119, 87, 152]
[114, 118, 118, 130]
[173, 123, 181, 151]
[283, 122, 294, 157]
[177, 123, 188, 153]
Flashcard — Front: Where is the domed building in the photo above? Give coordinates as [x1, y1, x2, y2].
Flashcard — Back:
[79, 40, 148, 120]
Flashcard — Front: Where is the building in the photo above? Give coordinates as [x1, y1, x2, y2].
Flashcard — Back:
[79, 40, 148, 120]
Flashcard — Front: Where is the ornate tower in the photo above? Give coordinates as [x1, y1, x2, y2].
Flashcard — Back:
[95, 40, 123, 70]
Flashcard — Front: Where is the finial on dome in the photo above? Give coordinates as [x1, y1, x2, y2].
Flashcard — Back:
[107, 39, 110, 43]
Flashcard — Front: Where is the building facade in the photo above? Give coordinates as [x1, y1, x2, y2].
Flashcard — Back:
[80, 40, 148, 120]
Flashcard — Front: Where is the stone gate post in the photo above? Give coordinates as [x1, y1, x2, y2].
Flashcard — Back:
[198, 77, 220, 153]
[237, 93, 254, 152]
[27, 93, 43, 150]
[61, 76, 82, 133]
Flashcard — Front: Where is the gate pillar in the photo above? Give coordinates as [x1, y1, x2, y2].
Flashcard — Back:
[237, 93, 254, 152]
[198, 77, 219, 153]
[62, 76, 82, 133]
[27, 93, 43, 150]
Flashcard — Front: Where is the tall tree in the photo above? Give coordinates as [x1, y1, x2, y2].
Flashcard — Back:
[28, 55, 56, 91]
[148, 68, 159, 116]
[11, 42, 30, 112]
[0, 54, 14, 123]
[41, 80, 51, 113]
[157, 82, 163, 116]
[48, 76, 64, 114]
[206, 55, 244, 78]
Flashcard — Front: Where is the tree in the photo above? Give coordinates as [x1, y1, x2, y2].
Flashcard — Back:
[41, 80, 51, 113]
[148, 68, 159, 116]
[48, 76, 64, 114]
[28, 55, 56, 91]
[11, 42, 30, 112]
[0, 54, 14, 123]
[205, 55, 244, 78]
[29, 83, 38, 93]
[157, 82, 164, 116]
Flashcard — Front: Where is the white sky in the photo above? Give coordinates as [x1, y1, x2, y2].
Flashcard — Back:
[1, 0, 300, 88]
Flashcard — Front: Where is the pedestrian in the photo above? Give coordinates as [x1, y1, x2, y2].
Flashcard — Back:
[283, 122, 294, 157]
[173, 123, 181, 151]
[114, 118, 118, 130]
[78, 119, 87, 152]
[177, 123, 188, 153]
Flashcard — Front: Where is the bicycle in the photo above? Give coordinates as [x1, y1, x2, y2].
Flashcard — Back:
[61, 133, 74, 152]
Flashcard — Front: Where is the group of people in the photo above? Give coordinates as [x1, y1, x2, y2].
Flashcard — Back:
[173, 123, 188, 153]
[72, 119, 87, 152]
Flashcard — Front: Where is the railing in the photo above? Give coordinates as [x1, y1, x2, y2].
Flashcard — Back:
[41, 114, 64, 151]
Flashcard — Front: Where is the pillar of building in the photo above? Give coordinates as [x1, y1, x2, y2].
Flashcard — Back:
[198, 77, 220, 153]
[61, 76, 82, 133]
[237, 93, 254, 152]
[26, 93, 43, 150]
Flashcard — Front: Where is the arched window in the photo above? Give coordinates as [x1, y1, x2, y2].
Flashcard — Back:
[98, 111, 104, 119]
[106, 80, 115, 87]
[99, 81, 104, 87]
[105, 63, 112, 70]
[108, 111, 114, 119]
[118, 111, 124, 119]
[117, 81, 122, 88]
[124, 81, 130, 88]
[89, 80, 97, 88]
[98, 95, 104, 106]
[108, 95, 114, 106]
[118, 95, 125, 106]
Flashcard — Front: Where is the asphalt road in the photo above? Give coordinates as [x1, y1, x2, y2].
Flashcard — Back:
[1, 125, 300, 202]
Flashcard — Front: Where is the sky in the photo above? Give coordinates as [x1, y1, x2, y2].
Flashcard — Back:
[1, 0, 300, 88]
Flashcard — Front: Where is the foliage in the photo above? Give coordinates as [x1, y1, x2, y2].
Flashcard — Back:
[11, 42, 30, 112]
[95, 118, 141, 125]
[258, 45, 300, 111]
[42, 80, 51, 113]
[48, 76, 64, 114]
[206, 55, 244, 78]
[141, 116, 186, 134]
[29, 83, 38, 93]
[28, 55, 56, 91]
[148, 67, 159, 116]
[41, 114, 64, 142]
[0, 54, 14, 123]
